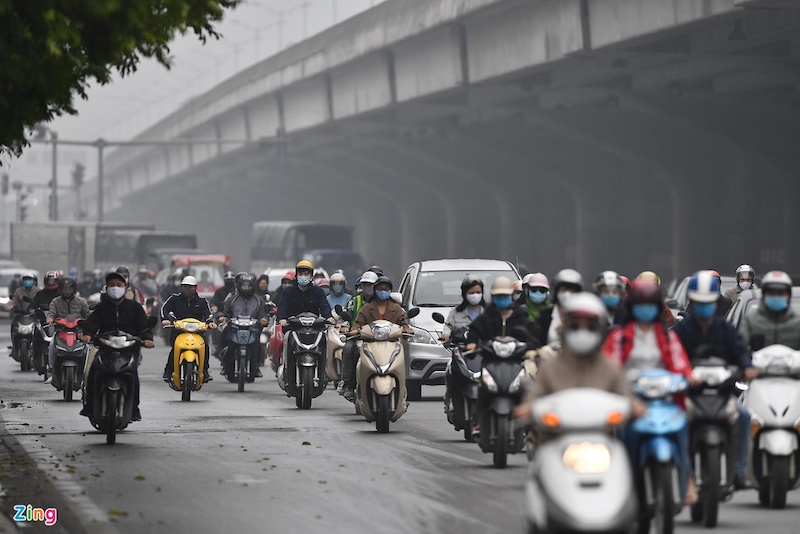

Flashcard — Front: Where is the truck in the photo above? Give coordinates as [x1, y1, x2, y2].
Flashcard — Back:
[94, 230, 198, 272]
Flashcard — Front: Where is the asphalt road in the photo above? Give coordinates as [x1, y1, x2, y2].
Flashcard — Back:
[0, 321, 798, 534]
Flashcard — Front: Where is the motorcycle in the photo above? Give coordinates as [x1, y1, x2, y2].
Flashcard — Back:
[50, 315, 87, 401]
[432, 314, 481, 442]
[525, 388, 636, 534]
[325, 323, 347, 384]
[31, 302, 53, 375]
[8, 306, 36, 372]
[81, 316, 156, 444]
[165, 314, 210, 401]
[744, 343, 800, 509]
[222, 315, 262, 393]
[629, 369, 689, 534]
[278, 313, 328, 409]
[686, 356, 741, 527]
[476, 335, 529, 468]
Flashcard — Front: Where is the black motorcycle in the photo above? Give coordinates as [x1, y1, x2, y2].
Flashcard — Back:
[476, 335, 529, 468]
[281, 313, 328, 409]
[687, 355, 742, 528]
[222, 316, 262, 392]
[30, 301, 53, 376]
[8, 305, 36, 372]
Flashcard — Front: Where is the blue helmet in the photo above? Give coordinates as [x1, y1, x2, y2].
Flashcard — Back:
[687, 271, 720, 303]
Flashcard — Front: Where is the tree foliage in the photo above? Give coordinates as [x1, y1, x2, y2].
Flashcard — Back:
[0, 0, 239, 159]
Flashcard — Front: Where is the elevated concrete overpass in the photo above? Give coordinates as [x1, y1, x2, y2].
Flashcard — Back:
[79, 0, 800, 280]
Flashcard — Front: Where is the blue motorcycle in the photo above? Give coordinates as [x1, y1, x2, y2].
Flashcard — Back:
[628, 369, 689, 534]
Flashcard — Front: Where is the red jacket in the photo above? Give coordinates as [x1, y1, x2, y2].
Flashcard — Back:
[602, 322, 691, 378]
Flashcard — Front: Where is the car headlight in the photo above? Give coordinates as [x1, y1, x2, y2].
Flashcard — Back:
[411, 326, 437, 344]
[481, 367, 498, 393]
[508, 368, 527, 394]
[372, 324, 392, 341]
[491, 340, 517, 358]
[562, 442, 611, 474]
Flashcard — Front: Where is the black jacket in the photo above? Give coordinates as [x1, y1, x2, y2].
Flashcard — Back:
[672, 314, 751, 369]
[30, 288, 60, 312]
[160, 293, 213, 323]
[467, 305, 537, 346]
[82, 295, 153, 340]
[532, 306, 555, 346]
[276, 283, 331, 321]
[212, 286, 233, 309]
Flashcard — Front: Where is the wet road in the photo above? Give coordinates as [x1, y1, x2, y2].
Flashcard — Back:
[0, 323, 797, 533]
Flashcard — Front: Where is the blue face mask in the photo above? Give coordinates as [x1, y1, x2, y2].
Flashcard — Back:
[693, 302, 717, 320]
[764, 295, 789, 313]
[493, 295, 513, 309]
[528, 290, 547, 304]
[23, 280, 34, 288]
[375, 290, 391, 301]
[297, 275, 311, 286]
[631, 303, 659, 323]
[600, 294, 621, 309]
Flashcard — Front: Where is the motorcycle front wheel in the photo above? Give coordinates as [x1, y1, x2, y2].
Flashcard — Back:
[182, 361, 195, 401]
[492, 415, 508, 468]
[238, 355, 247, 393]
[376, 394, 391, 433]
[298, 366, 313, 409]
[64, 367, 74, 402]
[769, 455, 789, 509]
[19, 340, 31, 372]
[106, 391, 118, 445]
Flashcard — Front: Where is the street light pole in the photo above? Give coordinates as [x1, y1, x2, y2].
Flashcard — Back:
[50, 131, 58, 220]
[96, 139, 106, 222]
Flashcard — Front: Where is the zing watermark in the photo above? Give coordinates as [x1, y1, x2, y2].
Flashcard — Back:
[13, 505, 58, 526]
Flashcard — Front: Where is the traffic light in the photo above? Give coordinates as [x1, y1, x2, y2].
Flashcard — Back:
[72, 162, 85, 188]
[1, 173, 8, 196]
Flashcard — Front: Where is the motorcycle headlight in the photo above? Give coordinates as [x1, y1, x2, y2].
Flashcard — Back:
[17, 323, 34, 334]
[183, 322, 200, 333]
[636, 375, 672, 399]
[508, 368, 527, 394]
[481, 367, 498, 393]
[562, 442, 611, 474]
[372, 324, 391, 342]
[101, 335, 136, 349]
[766, 356, 791, 376]
[491, 340, 517, 359]
[411, 326, 437, 344]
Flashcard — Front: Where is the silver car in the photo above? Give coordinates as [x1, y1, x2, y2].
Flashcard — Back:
[398, 259, 520, 400]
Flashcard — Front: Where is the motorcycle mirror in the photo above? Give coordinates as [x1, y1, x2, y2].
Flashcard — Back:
[390, 292, 403, 305]
[431, 312, 445, 324]
[169, 311, 177, 320]
[735, 381, 749, 391]
[335, 305, 353, 322]
[407, 307, 421, 319]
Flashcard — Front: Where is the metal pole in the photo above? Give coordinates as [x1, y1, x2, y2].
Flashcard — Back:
[51, 132, 58, 220]
[96, 140, 105, 223]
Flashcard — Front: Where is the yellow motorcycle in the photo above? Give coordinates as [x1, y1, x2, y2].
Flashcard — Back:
[167, 318, 209, 401]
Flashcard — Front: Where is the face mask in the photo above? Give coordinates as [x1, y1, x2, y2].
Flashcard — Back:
[493, 295, 513, 309]
[23, 280, 34, 288]
[331, 283, 345, 295]
[563, 329, 603, 357]
[466, 293, 483, 306]
[739, 281, 752, 290]
[297, 276, 311, 286]
[528, 290, 547, 304]
[693, 302, 717, 320]
[764, 295, 789, 313]
[512, 291, 522, 301]
[376, 290, 391, 301]
[631, 303, 659, 323]
[107, 286, 126, 300]
[362, 286, 374, 298]
[282, 281, 292, 288]
[600, 294, 620, 309]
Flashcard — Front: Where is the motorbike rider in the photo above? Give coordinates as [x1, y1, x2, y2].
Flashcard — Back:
[533, 269, 584, 347]
[43, 277, 89, 384]
[685, 269, 731, 318]
[594, 270, 625, 326]
[160, 276, 217, 382]
[136, 267, 159, 300]
[724, 264, 756, 304]
[739, 270, 800, 349]
[271, 270, 295, 306]
[343, 276, 412, 401]
[521, 273, 550, 324]
[79, 272, 155, 421]
[6, 271, 39, 359]
[160, 273, 182, 303]
[634, 271, 675, 327]
[116, 265, 145, 305]
[672, 270, 757, 490]
[7, 272, 21, 294]
[217, 274, 270, 379]
[466, 277, 537, 351]
[338, 271, 377, 395]
[441, 277, 485, 342]
[30, 271, 61, 312]
[327, 272, 352, 310]
[276, 261, 335, 389]
[602, 279, 697, 504]
[512, 280, 524, 304]
[212, 271, 236, 312]
[255, 274, 271, 301]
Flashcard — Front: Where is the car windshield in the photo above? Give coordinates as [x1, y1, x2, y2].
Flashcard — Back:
[413, 270, 516, 307]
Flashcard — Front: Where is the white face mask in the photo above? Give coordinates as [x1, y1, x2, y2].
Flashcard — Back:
[466, 293, 483, 306]
[107, 286, 126, 300]
[563, 329, 603, 357]
[739, 281, 752, 290]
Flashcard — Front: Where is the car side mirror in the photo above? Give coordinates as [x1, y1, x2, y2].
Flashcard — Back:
[390, 292, 403, 305]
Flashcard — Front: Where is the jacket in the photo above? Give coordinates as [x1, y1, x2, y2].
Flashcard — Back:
[46, 295, 90, 322]
[532, 306, 555, 346]
[739, 303, 800, 350]
[443, 306, 482, 336]
[602, 322, 692, 378]
[221, 294, 268, 322]
[276, 283, 332, 321]
[7, 286, 39, 311]
[160, 292, 213, 323]
[327, 291, 352, 311]
[529, 349, 630, 402]
[354, 299, 409, 329]
[672, 315, 751, 368]
[467, 305, 537, 345]
[82, 295, 153, 341]
[31, 288, 60, 312]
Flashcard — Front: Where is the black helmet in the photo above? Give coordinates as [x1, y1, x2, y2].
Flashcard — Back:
[235, 271, 249, 284]
[224, 270, 235, 288]
[367, 265, 384, 276]
[116, 265, 130, 283]
[237, 274, 255, 297]
[460, 276, 484, 297]
[58, 277, 77, 298]
[373, 276, 393, 291]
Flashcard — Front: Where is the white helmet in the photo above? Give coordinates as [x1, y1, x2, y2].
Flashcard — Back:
[561, 292, 608, 324]
[490, 276, 515, 296]
[593, 271, 622, 292]
[760, 271, 792, 293]
[360, 271, 379, 285]
[554, 269, 583, 289]
[735, 264, 755, 281]
[181, 276, 198, 286]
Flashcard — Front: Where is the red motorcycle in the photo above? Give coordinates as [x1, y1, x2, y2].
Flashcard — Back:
[50, 315, 87, 401]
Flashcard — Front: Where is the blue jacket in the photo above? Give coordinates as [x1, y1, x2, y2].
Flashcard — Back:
[276, 283, 332, 321]
[672, 314, 751, 369]
[327, 292, 352, 311]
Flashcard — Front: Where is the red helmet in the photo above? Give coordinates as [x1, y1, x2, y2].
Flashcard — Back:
[627, 280, 663, 305]
[282, 270, 296, 282]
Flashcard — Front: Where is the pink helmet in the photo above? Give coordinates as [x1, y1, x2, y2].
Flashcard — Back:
[525, 272, 549, 290]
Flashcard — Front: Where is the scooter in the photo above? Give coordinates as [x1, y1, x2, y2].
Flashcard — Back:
[32, 303, 53, 376]
[325, 323, 347, 384]
[223, 315, 262, 393]
[629, 369, 689, 534]
[525, 388, 636, 534]
[745, 344, 800, 509]
[686, 357, 741, 527]
[476, 335, 529, 468]
[166, 314, 209, 401]
[50, 315, 87, 401]
[8, 307, 36, 372]
[278, 313, 328, 409]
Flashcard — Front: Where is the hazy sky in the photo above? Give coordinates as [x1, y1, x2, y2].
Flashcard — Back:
[2, 0, 384, 222]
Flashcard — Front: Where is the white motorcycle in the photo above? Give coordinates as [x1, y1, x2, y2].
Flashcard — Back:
[525, 388, 636, 533]
[744, 344, 800, 509]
